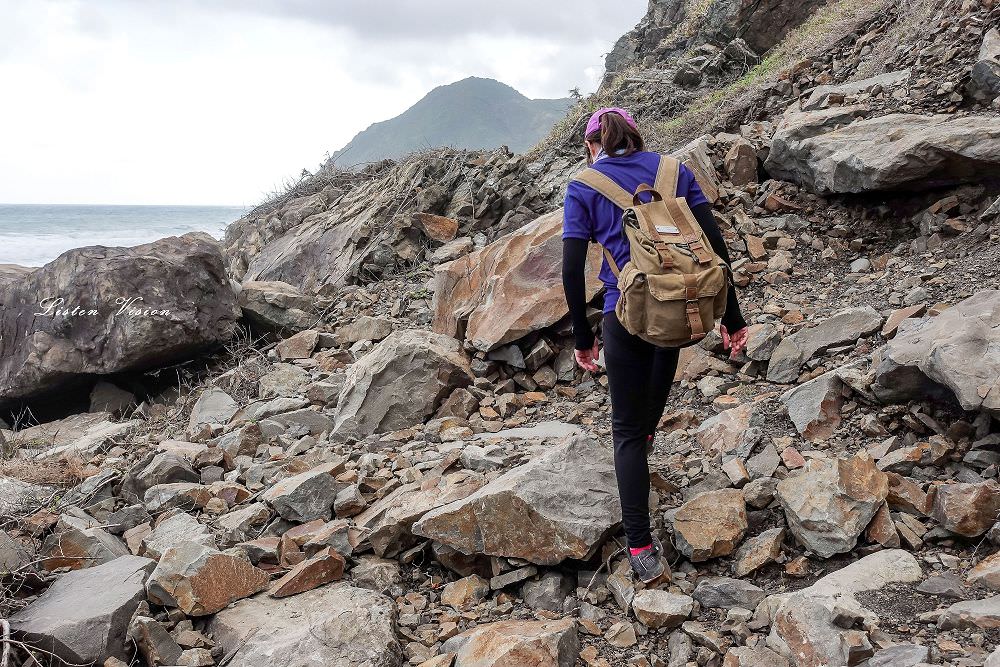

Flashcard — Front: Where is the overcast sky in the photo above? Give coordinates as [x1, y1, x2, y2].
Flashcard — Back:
[0, 1, 647, 206]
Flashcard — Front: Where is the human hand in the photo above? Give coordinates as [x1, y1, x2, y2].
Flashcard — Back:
[574, 339, 601, 373]
[721, 325, 748, 360]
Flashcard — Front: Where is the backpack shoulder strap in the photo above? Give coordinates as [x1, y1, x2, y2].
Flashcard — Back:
[654, 155, 681, 197]
[572, 168, 634, 211]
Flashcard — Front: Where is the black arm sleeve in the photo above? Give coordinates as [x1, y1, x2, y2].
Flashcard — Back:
[691, 202, 748, 332]
[561, 238, 596, 350]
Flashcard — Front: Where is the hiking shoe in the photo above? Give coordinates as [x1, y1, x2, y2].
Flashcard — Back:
[627, 543, 666, 584]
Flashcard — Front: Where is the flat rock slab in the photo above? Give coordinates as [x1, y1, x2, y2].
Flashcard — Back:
[10, 555, 155, 665]
[413, 435, 620, 565]
[207, 583, 403, 667]
[765, 108, 1000, 194]
[874, 289, 1000, 416]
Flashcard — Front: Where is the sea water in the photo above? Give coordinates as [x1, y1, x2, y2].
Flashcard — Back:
[0, 204, 247, 268]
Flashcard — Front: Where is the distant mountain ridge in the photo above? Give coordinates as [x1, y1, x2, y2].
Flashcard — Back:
[329, 77, 573, 167]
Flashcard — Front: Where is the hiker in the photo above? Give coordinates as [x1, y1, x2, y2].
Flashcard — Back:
[561, 107, 749, 583]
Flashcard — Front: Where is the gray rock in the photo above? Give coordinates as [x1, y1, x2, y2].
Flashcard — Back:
[413, 435, 620, 565]
[335, 316, 394, 344]
[215, 502, 272, 547]
[692, 577, 765, 610]
[261, 461, 346, 523]
[357, 470, 484, 558]
[776, 453, 888, 558]
[765, 108, 1000, 194]
[206, 584, 403, 667]
[938, 596, 1000, 630]
[141, 512, 216, 560]
[521, 571, 573, 612]
[188, 388, 239, 430]
[780, 370, 844, 442]
[10, 555, 155, 665]
[237, 280, 315, 332]
[258, 363, 311, 398]
[801, 70, 910, 111]
[865, 644, 930, 667]
[333, 329, 473, 440]
[268, 407, 335, 435]
[874, 290, 1000, 416]
[969, 28, 1000, 103]
[767, 307, 882, 383]
[0, 233, 238, 402]
[123, 452, 199, 502]
[632, 590, 693, 630]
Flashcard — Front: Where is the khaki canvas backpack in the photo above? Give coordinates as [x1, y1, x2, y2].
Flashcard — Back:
[572, 154, 729, 348]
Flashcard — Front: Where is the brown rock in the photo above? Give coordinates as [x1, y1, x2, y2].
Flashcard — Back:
[40, 514, 129, 571]
[673, 489, 748, 562]
[723, 646, 789, 667]
[885, 473, 930, 515]
[732, 527, 784, 577]
[146, 542, 270, 616]
[931, 481, 1000, 537]
[442, 618, 578, 667]
[415, 213, 459, 242]
[694, 403, 755, 456]
[776, 453, 888, 558]
[275, 329, 319, 360]
[441, 575, 490, 609]
[269, 547, 345, 597]
[969, 553, 1000, 590]
[724, 138, 758, 186]
[431, 209, 603, 352]
[882, 304, 927, 338]
[865, 502, 900, 548]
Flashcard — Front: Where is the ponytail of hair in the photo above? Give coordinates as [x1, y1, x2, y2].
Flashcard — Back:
[585, 111, 644, 158]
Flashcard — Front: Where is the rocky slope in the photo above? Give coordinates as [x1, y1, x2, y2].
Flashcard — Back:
[2, 1, 1000, 666]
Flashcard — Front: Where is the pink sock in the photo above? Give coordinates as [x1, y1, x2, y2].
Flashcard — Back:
[630, 544, 653, 556]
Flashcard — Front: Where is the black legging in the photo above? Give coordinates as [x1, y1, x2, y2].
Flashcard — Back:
[602, 311, 679, 548]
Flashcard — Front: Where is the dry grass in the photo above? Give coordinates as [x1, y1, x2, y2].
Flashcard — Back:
[645, 0, 898, 150]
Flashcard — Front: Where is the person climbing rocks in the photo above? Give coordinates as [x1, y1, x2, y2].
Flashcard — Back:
[561, 107, 749, 583]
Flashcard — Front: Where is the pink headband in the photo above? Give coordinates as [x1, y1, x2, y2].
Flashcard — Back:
[585, 107, 638, 138]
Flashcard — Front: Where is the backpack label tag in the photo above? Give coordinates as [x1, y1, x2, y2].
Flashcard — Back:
[655, 225, 680, 234]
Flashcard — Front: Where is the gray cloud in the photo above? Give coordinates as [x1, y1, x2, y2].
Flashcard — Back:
[203, 0, 642, 43]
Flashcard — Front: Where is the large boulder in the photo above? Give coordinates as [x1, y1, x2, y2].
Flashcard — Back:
[873, 290, 1000, 416]
[206, 584, 403, 667]
[332, 329, 473, 440]
[0, 233, 238, 402]
[431, 209, 603, 352]
[776, 453, 888, 558]
[413, 436, 620, 565]
[10, 555, 156, 665]
[442, 618, 579, 667]
[767, 307, 882, 383]
[764, 107, 1000, 194]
